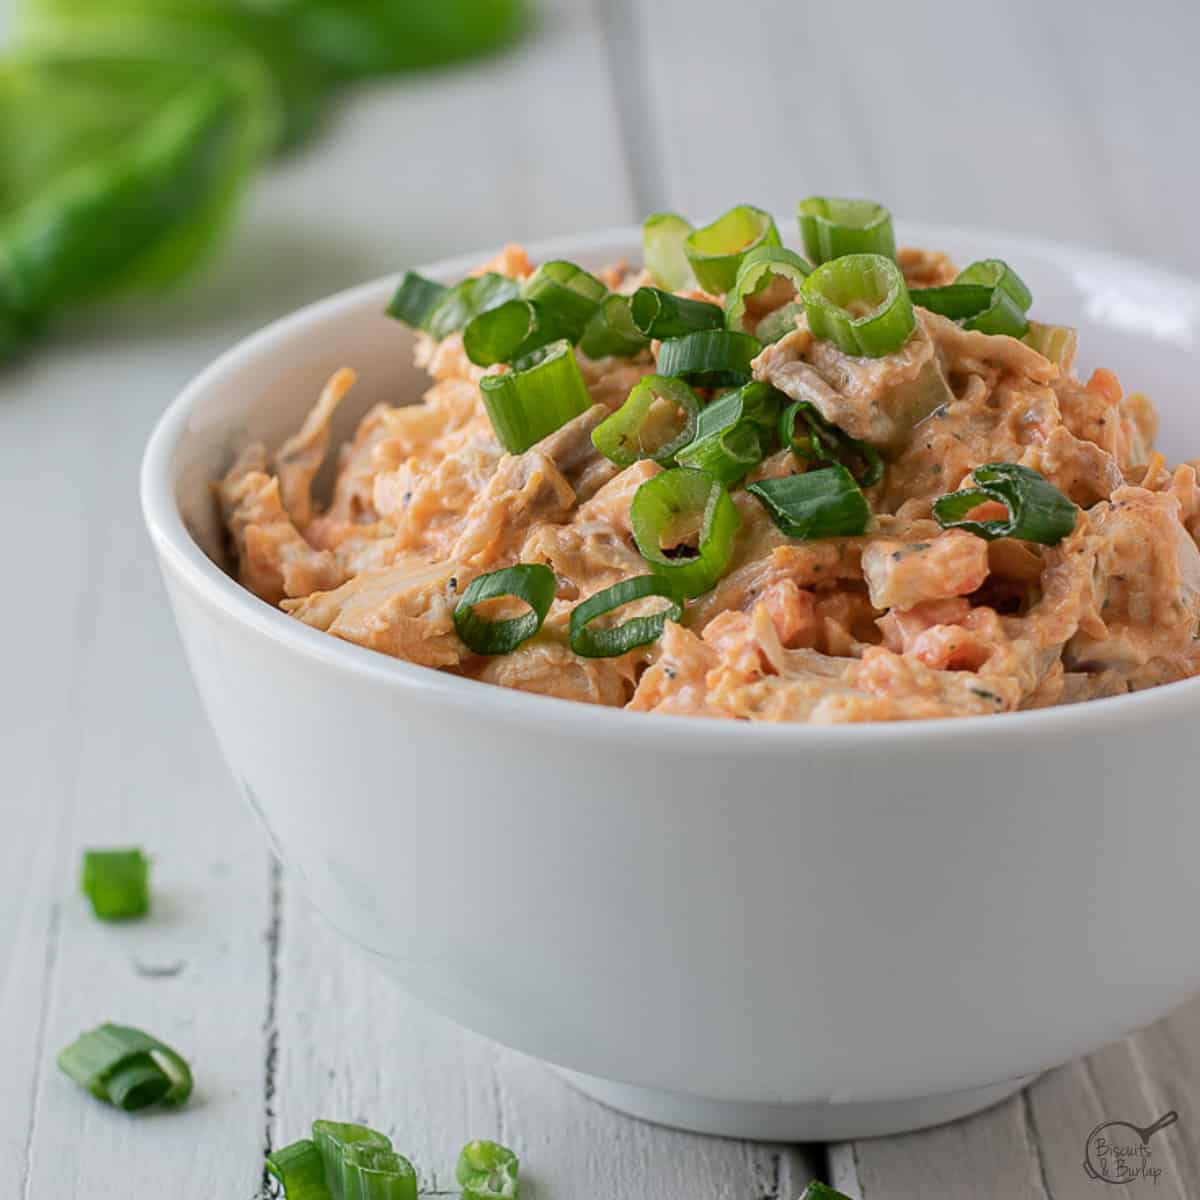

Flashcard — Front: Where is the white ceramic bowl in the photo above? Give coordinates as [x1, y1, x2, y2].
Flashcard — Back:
[141, 224, 1200, 1141]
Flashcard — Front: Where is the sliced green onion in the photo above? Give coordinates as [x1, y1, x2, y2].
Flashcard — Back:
[479, 339, 592, 453]
[313, 1121, 392, 1199]
[521, 260, 607, 342]
[656, 329, 761, 388]
[267, 1140, 330, 1200]
[799, 1185, 855, 1200]
[801, 253, 915, 357]
[752, 301, 806, 344]
[932, 463, 1076, 544]
[953, 259, 1031, 336]
[385, 271, 448, 331]
[58, 1023, 193, 1112]
[579, 293, 650, 359]
[342, 1145, 417, 1200]
[674, 382, 780, 485]
[569, 576, 683, 658]
[725, 246, 811, 338]
[747, 466, 871, 539]
[81, 847, 149, 920]
[642, 212, 694, 291]
[630, 287, 725, 339]
[426, 272, 521, 341]
[463, 298, 566, 367]
[907, 283, 996, 321]
[684, 205, 782, 294]
[780, 401, 884, 487]
[796, 196, 896, 264]
[454, 565, 557, 655]
[457, 1139, 520, 1200]
[1023, 321, 1077, 371]
[591, 375, 700, 466]
[630, 468, 741, 598]
[956, 259, 1033, 312]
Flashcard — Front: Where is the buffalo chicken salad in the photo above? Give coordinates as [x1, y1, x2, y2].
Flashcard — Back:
[217, 197, 1200, 723]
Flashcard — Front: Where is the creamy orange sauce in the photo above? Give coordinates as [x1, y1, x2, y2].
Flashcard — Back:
[217, 246, 1200, 723]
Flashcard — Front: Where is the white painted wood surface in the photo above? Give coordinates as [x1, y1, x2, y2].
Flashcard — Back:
[2, 0, 1198, 1196]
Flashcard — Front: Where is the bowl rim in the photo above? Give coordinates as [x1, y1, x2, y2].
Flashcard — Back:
[140, 219, 1200, 753]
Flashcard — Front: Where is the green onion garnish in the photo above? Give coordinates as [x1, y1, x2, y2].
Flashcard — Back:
[630, 468, 741, 598]
[910, 259, 1032, 338]
[457, 1139, 520, 1200]
[569, 576, 683, 658]
[747, 466, 871, 539]
[1023, 321, 1076, 370]
[956, 258, 1033, 312]
[81, 848, 150, 921]
[307, 1121, 417, 1200]
[799, 1185, 855, 1200]
[424, 273, 521, 341]
[674, 382, 780, 485]
[796, 196, 896, 264]
[801, 253, 915, 358]
[342, 1145, 418, 1200]
[684, 205, 782, 295]
[725, 246, 811, 339]
[454, 564, 556, 655]
[58, 1023, 193, 1112]
[479, 339, 592, 453]
[591, 374, 700, 467]
[656, 329, 761, 388]
[932, 462, 1076, 544]
[463, 299, 548, 366]
[630, 287, 725, 339]
[642, 211, 694, 291]
[780, 400, 883, 487]
[385, 271, 449, 332]
[520, 260, 607, 342]
[579, 293, 650, 359]
[267, 1140, 330, 1200]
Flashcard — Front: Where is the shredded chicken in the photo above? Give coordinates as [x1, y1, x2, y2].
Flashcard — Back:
[218, 238, 1200, 723]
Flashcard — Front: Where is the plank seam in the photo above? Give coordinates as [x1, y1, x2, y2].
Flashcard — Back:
[1018, 1086, 1054, 1199]
[18, 900, 61, 1200]
[258, 856, 284, 1200]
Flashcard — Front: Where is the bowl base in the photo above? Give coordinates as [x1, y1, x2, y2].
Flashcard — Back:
[551, 1066, 1035, 1141]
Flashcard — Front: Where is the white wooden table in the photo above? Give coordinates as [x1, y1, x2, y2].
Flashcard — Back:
[3, 1, 1199, 1195]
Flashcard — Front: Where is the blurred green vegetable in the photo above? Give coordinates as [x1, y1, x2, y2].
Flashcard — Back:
[0, 43, 266, 355]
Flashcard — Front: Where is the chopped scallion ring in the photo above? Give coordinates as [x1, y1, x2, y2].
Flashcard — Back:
[932, 462, 1076, 543]
[642, 212, 694, 291]
[591, 374, 700, 466]
[674, 382, 780, 485]
[58, 1023, 193, 1112]
[747, 466, 871, 539]
[266, 1139, 329, 1200]
[343, 1144, 418, 1200]
[579, 293, 650, 359]
[725, 246, 811, 339]
[463, 298, 549, 366]
[630, 468, 741, 598]
[910, 257, 1032, 338]
[956, 259, 1033, 312]
[684, 205, 782, 294]
[81, 847, 150, 920]
[796, 196, 896, 264]
[425, 272, 521, 341]
[1023, 322, 1077, 371]
[457, 1139, 520, 1200]
[479, 339, 592, 453]
[520, 260, 607, 342]
[799, 1184, 855, 1200]
[801, 253, 915, 358]
[780, 400, 883, 487]
[656, 329, 761, 388]
[630, 287, 725, 339]
[570, 576, 683, 658]
[385, 271, 448, 331]
[454, 565, 557, 655]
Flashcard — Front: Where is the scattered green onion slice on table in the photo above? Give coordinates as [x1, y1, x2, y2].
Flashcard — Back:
[385, 271, 448, 331]
[81, 846, 150, 920]
[569, 576, 683, 658]
[801, 253, 915, 357]
[424, 272, 521, 341]
[1024, 321, 1077, 370]
[799, 1184, 855, 1200]
[748, 466, 871, 539]
[579, 293, 650, 358]
[780, 400, 884, 487]
[58, 1023, 193, 1112]
[684, 204, 782, 294]
[453, 564, 556, 655]
[457, 1139, 520, 1200]
[642, 211, 694, 290]
[725, 246, 811, 338]
[591, 374, 700, 466]
[630, 468, 741, 598]
[520, 259, 607, 341]
[630, 287, 725, 338]
[932, 463, 1076, 543]
[796, 196, 896, 264]
[479, 339, 592, 453]
[266, 1139, 330, 1200]
[342, 1144, 418, 1200]
[656, 329, 761, 388]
